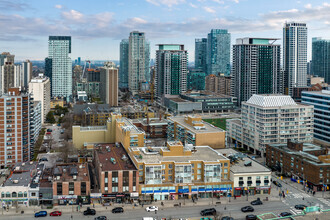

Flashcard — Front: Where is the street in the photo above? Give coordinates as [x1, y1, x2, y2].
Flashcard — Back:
[2, 200, 301, 220]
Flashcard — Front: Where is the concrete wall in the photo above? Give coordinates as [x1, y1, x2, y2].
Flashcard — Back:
[196, 132, 226, 149]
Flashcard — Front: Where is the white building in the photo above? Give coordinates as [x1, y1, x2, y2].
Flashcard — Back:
[29, 75, 51, 123]
[283, 22, 308, 96]
[48, 36, 72, 99]
[218, 149, 271, 197]
[30, 101, 42, 145]
[227, 94, 314, 156]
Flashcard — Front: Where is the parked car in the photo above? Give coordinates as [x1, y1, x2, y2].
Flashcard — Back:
[94, 216, 107, 220]
[272, 180, 282, 187]
[241, 206, 254, 212]
[221, 216, 234, 220]
[112, 207, 124, 213]
[83, 207, 96, 216]
[251, 199, 263, 205]
[146, 206, 158, 212]
[279, 212, 292, 217]
[50, 211, 62, 216]
[295, 204, 307, 210]
[35, 211, 47, 218]
[200, 208, 217, 216]
[47, 129, 52, 132]
[245, 214, 257, 220]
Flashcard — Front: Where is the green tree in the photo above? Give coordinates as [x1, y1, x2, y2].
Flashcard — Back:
[46, 111, 56, 124]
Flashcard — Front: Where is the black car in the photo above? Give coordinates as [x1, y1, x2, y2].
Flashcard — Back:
[112, 207, 124, 213]
[272, 180, 282, 187]
[200, 208, 217, 216]
[241, 206, 254, 212]
[83, 208, 96, 216]
[246, 214, 257, 220]
[279, 212, 292, 217]
[294, 204, 307, 210]
[221, 216, 234, 220]
[94, 217, 107, 220]
[251, 200, 263, 205]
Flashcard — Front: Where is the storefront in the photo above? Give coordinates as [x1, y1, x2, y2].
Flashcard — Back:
[234, 187, 242, 197]
[256, 186, 271, 195]
[102, 193, 129, 204]
[77, 195, 90, 205]
[54, 195, 77, 205]
[90, 193, 102, 204]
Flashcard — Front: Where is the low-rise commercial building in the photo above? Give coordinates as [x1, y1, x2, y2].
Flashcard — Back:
[168, 115, 226, 149]
[227, 94, 314, 157]
[218, 149, 271, 197]
[266, 141, 329, 191]
[128, 141, 232, 201]
[0, 161, 44, 207]
[52, 163, 91, 205]
[94, 143, 139, 204]
[72, 113, 145, 149]
[164, 91, 237, 115]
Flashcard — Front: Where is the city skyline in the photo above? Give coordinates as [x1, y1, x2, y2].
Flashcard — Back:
[1, 0, 330, 61]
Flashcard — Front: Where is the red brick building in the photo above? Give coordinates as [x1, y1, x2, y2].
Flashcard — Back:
[134, 118, 168, 138]
[52, 163, 91, 205]
[94, 143, 139, 203]
[266, 141, 330, 191]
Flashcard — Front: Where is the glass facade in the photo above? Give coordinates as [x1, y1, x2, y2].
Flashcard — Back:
[312, 37, 330, 83]
[119, 39, 129, 88]
[145, 165, 162, 185]
[195, 38, 207, 72]
[175, 165, 192, 183]
[204, 164, 221, 183]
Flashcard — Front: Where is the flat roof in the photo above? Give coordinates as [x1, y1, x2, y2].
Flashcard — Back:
[53, 163, 89, 182]
[136, 118, 168, 126]
[117, 117, 145, 135]
[182, 92, 232, 99]
[132, 146, 229, 164]
[3, 162, 42, 187]
[95, 143, 137, 171]
[169, 116, 225, 133]
[217, 149, 271, 173]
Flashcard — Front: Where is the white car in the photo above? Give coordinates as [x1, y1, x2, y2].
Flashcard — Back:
[145, 206, 158, 212]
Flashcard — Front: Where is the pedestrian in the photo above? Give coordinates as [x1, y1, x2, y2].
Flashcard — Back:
[313, 191, 315, 196]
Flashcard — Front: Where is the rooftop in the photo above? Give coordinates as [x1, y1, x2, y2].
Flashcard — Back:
[95, 143, 137, 171]
[135, 118, 168, 126]
[181, 92, 232, 99]
[53, 163, 89, 182]
[73, 103, 113, 115]
[302, 90, 330, 96]
[117, 117, 145, 135]
[131, 145, 228, 164]
[217, 149, 271, 173]
[2, 161, 43, 187]
[169, 116, 225, 133]
[245, 94, 298, 107]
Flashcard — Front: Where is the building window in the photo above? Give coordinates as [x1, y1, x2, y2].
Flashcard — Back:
[105, 187, 108, 191]
[57, 183, 62, 195]
[168, 164, 173, 169]
[224, 163, 228, 167]
[239, 177, 243, 180]
[1, 192, 4, 198]
[31, 192, 36, 197]
[24, 192, 27, 197]
[224, 168, 228, 173]
[81, 182, 86, 195]
[6, 192, 11, 198]
[224, 174, 228, 179]
[112, 187, 118, 192]
[197, 163, 202, 169]
[12, 192, 17, 197]
[69, 182, 74, 195]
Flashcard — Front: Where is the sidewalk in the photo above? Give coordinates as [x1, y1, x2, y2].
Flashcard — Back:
[0, 192, 280, 216]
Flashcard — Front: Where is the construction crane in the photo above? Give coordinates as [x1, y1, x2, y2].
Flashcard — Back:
[81, 60, 91, 80]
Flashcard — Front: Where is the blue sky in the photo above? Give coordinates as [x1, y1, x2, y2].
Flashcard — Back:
[1, 0, 330, 61]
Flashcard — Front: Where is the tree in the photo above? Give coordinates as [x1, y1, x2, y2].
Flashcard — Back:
[46, 111, 56, 124]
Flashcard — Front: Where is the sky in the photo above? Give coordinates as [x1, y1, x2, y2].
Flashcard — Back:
[1, 0, 330, 62]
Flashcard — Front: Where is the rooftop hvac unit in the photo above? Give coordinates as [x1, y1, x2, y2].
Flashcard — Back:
[73, 175, 77, 180]
[13, 180, 19, 184]
[57, 176, 60, 180]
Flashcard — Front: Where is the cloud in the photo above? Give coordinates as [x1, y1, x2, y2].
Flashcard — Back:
[232, 0, 239, 3]
[0, 0, 29, 11]
[55, 5, 63, 9]
[62, 10, 84, 22]
[146, 0, 185, 7]
[213, 0, 224, 4]
[203, 6, 216, 13]
[189, 3, 198, 8]
[304, 4, 312, 9]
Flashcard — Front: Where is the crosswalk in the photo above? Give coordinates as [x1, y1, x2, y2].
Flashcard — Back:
[289, 207, 303, 215]
[318, 198, 330, 207]
[289, 193, 311, 199]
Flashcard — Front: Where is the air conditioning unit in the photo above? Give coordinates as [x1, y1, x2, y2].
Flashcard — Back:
[73, 175, 77, 180]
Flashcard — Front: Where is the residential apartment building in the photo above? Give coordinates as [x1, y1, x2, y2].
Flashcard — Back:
[30, 101, 42, 146]
[283, 22, 308, 95]
[29, 75, 51, 123]
[21, 60, 32, 90]
[0, 52, 15, 94]
[312, 37, 330, 83]
[119, 39, 129, 89]
[266, 141, 330, 191]
[227, 94, 314, 157]
[99, 62, 118, 107]
[0, 88, 33, 167]
[218, 149, 271, 196]
[134, 118, 168, 138]
[155, 44, 188, 102]
[128, 31, 150, 94]
[129, 141, 233, 201]
[232, 38, 281, 104]
[206, 29, 231, 76]
[94, 143, 139, 203]
[302, 90, 330, 146]
[205, 73, 232, 96]
[48, 36, 72, 99]
[292, 84, 323, 102]
[195, 38, 207, 72]
[167, 115, 226, 149]
[52, 163, 91, 205]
